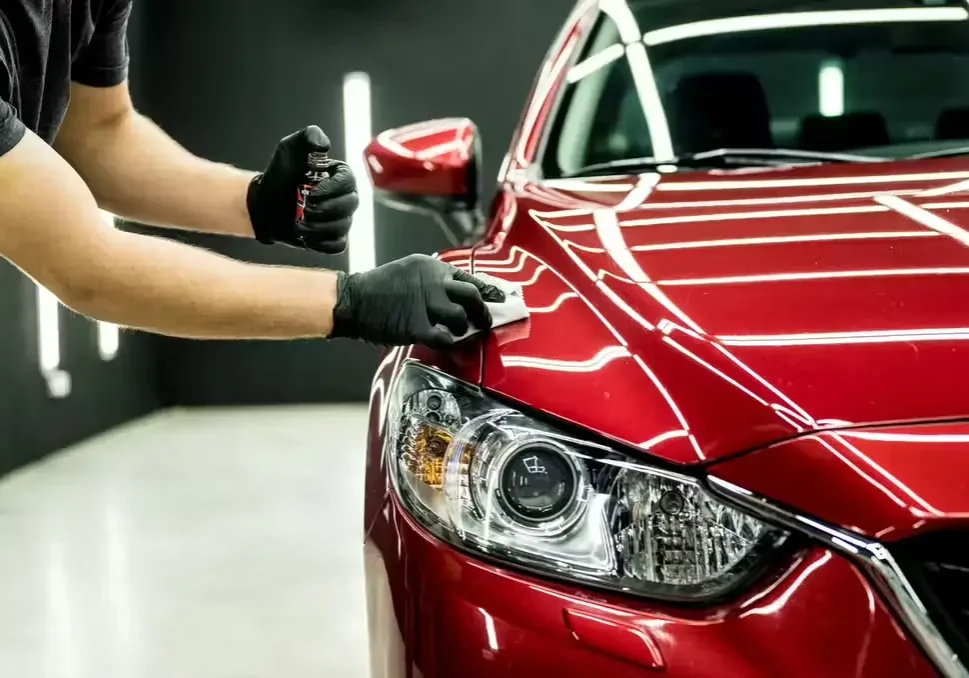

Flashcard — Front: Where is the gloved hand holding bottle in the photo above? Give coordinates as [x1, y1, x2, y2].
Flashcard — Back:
[247, 126, 359, 254]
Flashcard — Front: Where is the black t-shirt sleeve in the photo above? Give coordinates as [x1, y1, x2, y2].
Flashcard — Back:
[71, 0, 133, 87]
[1, 55, 26, 158]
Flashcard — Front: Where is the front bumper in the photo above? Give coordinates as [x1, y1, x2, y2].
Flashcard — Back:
[364, 492, 937, 678]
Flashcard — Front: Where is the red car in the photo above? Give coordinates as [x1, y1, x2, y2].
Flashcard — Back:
[361, 1, 969, 676]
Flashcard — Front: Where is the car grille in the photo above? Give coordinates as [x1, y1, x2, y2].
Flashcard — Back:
[893, 531, 969, 665]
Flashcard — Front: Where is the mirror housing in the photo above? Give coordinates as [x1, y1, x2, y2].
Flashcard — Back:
[365, 118, 484, 245]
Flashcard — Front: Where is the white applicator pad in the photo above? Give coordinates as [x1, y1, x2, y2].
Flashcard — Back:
[450, 272, 530, 342]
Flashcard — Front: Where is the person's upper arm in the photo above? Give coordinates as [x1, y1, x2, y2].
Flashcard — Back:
[71, 0, 133, 88]
[56, 0, 136, 175]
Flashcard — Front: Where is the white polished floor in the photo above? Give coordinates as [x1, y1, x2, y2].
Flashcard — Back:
[0, 406, 371, 678]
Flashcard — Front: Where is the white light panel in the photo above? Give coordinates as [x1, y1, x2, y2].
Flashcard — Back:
[36, 284, 71, 398]
[819, 61, 845, 117]
[98, 210, 120, 361]
[343, 72, 376, 274]
[37, 285, 61, 374]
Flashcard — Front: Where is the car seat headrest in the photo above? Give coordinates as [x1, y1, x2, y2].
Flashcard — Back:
[667, 72, 774, 155]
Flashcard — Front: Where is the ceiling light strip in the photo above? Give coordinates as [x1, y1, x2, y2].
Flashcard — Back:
[644, 7, 968, 47]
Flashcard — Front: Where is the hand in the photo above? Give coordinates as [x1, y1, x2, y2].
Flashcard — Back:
[246, 126, 359, 254]
[329, 255, 507, 348]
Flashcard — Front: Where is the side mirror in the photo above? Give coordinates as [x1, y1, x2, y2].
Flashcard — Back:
[365, 118, 484, 245]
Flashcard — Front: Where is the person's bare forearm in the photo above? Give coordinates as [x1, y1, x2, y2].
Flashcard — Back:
[68, 229, 338, 339]
[55, 83, 357, 251]
[2, 130, 336, 340]
[59, 109, 258, 237]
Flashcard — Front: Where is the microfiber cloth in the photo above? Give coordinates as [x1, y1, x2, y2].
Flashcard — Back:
[450, 272, 530, 342]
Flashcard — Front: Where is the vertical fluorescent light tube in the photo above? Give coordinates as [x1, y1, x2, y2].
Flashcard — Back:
[819, 61, 845, 117]
[37, 285, 70, 398]
[38, 286, 61, 374]
[344, 71, 375, 273]
[98, 210, 120, 361]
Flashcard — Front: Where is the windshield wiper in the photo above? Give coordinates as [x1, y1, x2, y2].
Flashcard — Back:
[909, 146, 969, 160]
[693, 148, 883, 164]
[564, 147, 882, 178]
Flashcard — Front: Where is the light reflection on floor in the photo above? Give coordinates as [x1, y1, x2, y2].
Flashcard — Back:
[0, 406, 370, 678]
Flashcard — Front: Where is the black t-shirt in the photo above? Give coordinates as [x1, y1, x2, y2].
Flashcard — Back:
[0, 0, 132, 157]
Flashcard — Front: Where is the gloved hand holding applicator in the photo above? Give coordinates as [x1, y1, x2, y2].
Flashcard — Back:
[329, 255, 510, 348]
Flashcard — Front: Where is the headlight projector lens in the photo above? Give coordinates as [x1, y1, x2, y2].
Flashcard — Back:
[499, 442, 578, 523]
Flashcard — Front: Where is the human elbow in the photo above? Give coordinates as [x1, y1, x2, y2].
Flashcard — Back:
[48, 260, 115, 322]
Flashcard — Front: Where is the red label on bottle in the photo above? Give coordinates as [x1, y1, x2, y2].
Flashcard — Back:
[296, 184, 314, 224]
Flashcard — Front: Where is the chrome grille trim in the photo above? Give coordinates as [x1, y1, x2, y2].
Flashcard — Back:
[707, 475, 968, 678]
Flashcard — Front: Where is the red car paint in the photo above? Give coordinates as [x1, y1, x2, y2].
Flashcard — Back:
[476, 157, 969, 464]
[709, 421, 969, 541]
[365, 118, 479, 199]
[364, 496, 936, 678]
[363, 1, 969, 675]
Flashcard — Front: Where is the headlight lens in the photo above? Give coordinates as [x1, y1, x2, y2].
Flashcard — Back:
[387, 363, 789, 600]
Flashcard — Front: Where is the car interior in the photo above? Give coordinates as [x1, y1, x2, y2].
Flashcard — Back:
[547, 13, 969, 177]
[556, 60, 969, 174]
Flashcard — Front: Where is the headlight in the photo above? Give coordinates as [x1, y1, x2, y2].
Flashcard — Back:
[386, 362, 789, 601]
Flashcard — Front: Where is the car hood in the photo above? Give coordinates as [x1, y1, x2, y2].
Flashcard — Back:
[708, 419, 969, 540]
[474, 158, 969, 465]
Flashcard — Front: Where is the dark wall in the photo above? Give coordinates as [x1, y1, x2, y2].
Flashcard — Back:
[0, 6, 160, 476]
[136, 0, 575, 405]
[0, 0, 575, 475]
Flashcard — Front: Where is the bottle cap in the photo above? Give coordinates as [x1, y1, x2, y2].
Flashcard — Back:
[307, 151, 331, 167]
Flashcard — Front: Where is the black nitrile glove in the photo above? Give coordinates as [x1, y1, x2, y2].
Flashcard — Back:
[247, 126, 359, 254]
[330, 254, 507, 348]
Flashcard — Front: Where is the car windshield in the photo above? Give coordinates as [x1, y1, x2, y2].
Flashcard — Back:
[542, 0, 969, 178]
